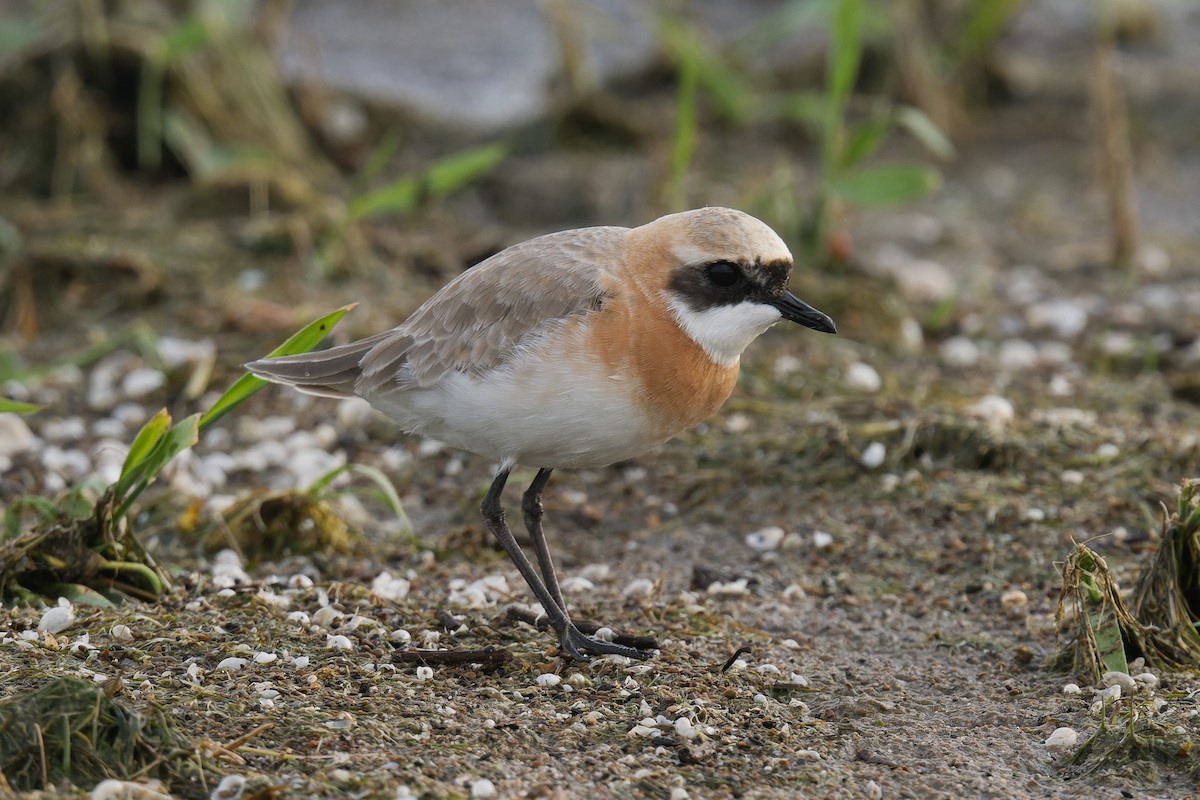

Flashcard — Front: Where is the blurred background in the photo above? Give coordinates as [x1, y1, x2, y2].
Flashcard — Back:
[2, 0, 1195, 355]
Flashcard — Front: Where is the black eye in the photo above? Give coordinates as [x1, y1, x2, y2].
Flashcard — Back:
[706, 261, 742, 288]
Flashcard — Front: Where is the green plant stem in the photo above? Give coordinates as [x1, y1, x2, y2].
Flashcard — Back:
[95, 559, 163, 595]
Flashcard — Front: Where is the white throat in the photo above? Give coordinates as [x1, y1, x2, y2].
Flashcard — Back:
[666, 295, 782, 367]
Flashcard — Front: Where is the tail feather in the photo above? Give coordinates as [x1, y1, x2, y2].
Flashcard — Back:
[244, 332, 391, 399]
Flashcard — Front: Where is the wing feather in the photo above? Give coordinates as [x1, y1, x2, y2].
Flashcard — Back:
[355, 226, 625, 393]
[247, 225, 627, 399]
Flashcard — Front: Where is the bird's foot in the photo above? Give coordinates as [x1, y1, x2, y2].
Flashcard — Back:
[558, 623, 655, 661]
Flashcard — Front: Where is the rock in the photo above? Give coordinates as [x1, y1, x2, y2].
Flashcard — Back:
[844, 362, 882, 393]
[0, 413, 37, 456]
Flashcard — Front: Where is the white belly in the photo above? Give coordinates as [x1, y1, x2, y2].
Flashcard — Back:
[364, 348, 661, 468]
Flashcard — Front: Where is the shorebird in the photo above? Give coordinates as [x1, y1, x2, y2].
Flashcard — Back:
[246, 207, 835, 660]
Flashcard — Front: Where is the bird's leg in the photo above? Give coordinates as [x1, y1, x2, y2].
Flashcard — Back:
[521, 467, 565, 612]
[481, 466, 650, 661]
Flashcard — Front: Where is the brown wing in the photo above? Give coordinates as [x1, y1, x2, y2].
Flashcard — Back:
[246, 226, 626, 398]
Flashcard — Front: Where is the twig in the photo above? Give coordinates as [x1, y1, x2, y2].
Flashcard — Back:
[1093, 31, 1138, 269]
[435, 609, 465, 630]
[35, 722, 47, 789]
[223, 722, 273, 752]
[721, 645, 752, 673]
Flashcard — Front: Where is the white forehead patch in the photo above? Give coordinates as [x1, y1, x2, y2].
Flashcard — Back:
[666, 295, 782, 367]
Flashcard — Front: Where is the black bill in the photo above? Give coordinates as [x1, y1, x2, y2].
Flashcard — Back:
[770, 291, 837, 334]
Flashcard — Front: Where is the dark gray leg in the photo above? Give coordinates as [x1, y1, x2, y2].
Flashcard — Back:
[521, 467, 565, 611]
[481, 466, 649, 661]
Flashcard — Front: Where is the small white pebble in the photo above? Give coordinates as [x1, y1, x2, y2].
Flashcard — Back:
[593, 627, 616, 643]
[1045, 727, 1078, 749]
[860, 441, 886, 469]
[782, 638, 801, 649]
[370, 571, 411, 602]
[39, 598, 74, 634]
[121, 367, 166, 399]
[416, 666, 433, 681]
[470, 778, 497, 799]
[623, 578, 656, 597]
[1098, 684, 1122, 704]
[673, 717, 697, 739]
[844, 362, 882, 393]
[1060, 469, 1085, 485]
[998, 339, 1038, 371]
[1101, 671, 1136, 691]
[536, 673, 562, 687]
[745, 526, 785, 552]
[312, 606, 343, 629]
[1133, 672, 1159, 690]
[629, 724, 659, 738]
[559, 576, 595, 593]
[670, 789, 690, 800]
[1000, 589, 1028, 612]
[940, 336, 980, 367]
[723, 412, 752, 433]
[216, 657, 248, 671]
[211, 774, 246, 800]
[706, 578, 750, 596]
[865, 779, 883, 800]
[753, 693, 769, 705]
[253, 652, 277, 664]
[326, 635, 354, 650]
[391, 629, 413, 644]
[1096, 443, 1120, 459]
[967, 394, 1015, 429]
[812, 531, 833, 549]
[292, 656, 309, 668]
[1062, 683, 1081, 695]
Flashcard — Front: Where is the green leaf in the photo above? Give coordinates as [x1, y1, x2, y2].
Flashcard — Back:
[423, 143, 509, 198]
[772, 90, 828, 130]
[199, 304, 356, 432]
[0, 398, 41, 414]
[116, 409, 172, 498]
[42, 583, 116, 609]
[114, 414, 201, 521]
[159, 15, 215, 64]
[827, 0, 863, 112]
[953, 0, 1022, 66]
[839, 115, 893, 169]
[895, 106, 956, 160]
[1076, 550, 1130, 676]
[355, 129, 404, 194]
[348, 177, 420, 220]
[307, 463, 411, 533]
[831, 164, 942, 208]
[349, 144, 508, 222]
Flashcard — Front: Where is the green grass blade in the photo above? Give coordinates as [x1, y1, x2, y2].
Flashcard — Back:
[0, 398, 42, 414]
[839, 116, 892, 169]
[199, 304, 356, 432]
[895, 106, 956, 160]
[354, 129, 404, 195]
[348, 175, 420, 221]
[831, 164, 942, 207]
[115, 409, 172, 499]
[114, 414, 201, 522]
[423, 143, 509, 198]
[307, 463, 409, 524]
[827, 0, 862, 114]
[349, 144, 508, 222]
